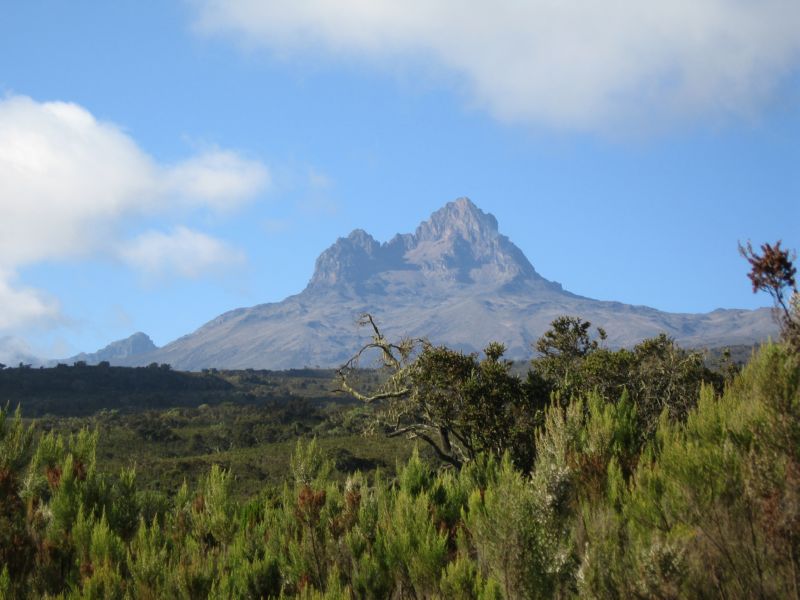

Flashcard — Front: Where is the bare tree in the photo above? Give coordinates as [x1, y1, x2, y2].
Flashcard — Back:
[335, 314, 422, 404]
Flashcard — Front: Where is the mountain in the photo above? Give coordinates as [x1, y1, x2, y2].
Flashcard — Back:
[60, 332, 158, 366]
[116, 198, 776, 370]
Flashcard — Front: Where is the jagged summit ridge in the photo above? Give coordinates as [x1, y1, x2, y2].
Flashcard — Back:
[308, 197, 540, 290]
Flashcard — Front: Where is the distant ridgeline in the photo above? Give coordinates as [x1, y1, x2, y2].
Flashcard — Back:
[0, 338, 755, 418]
[0, 363, 346, 417]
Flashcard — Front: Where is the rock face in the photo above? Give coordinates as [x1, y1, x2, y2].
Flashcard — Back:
[62, 332, 158, 365]
[308, 199, 543, 292]
[308, 199, 552, 294]
[115, 197, 775, 369]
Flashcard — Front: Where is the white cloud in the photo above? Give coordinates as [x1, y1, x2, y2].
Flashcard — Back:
[194, 0, 800, 130]
[0, 95, 268, 268]
[0, 270, 60, 331]
[164, 150, 270, 211]
[0, 95, 269, 332]
[119, 226, 246, 280]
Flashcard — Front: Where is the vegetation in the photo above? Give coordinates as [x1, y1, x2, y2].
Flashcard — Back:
[740, 239, 800, 351]
[337, 320, 542, 471]
[0, 365, 348, 417]
[337, 314, 719, 473]
[0, 339, 798, 598]
[0, 241, 796, 597]
[33, 402, 423, 501]
[0, 363, 434, 501]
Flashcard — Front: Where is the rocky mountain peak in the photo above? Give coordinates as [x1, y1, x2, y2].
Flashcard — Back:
[124, 332, 157, 351]
[94, 332, 157, 359]
[414, 197, 499, 244]
[308, 197, 541, 291]
[407, 197, 540, 286]
[58, 331, 158, 366]
[345, 228, 379, 251]
[308, 229, 381, 287]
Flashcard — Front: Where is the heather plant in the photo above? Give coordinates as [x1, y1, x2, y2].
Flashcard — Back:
[582, 342, 800, 598]
[127, 517, 170, 599]
[0, 406, 34, 591]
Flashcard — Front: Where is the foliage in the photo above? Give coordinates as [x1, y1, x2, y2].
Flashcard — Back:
[0, 362, 349, 417]
[0, 339, 796, 597]
[741, 239, 800, 352]
[338, 317, 545, 470]
[32, 399, 423, 501]
[339, 312, 720, 474]
[532, 315, 607, 401]
[532, 322, 717, 441]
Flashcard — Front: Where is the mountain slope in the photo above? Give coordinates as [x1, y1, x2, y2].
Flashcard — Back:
[120, 198, 776, 369]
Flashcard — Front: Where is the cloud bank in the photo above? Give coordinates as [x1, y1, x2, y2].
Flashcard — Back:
[0, 271, 59, 331]
[194, 0, 800, 130]
[119, 226, 246, 280]
[0, 95, 268, 331]
[0, 335, 41, 367]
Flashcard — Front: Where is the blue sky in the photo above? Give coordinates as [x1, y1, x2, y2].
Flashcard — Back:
[1, 1, 798, 360]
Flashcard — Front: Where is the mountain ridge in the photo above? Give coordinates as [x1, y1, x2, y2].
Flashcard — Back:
[307, 198, 562, 297]
[83, 198, 774, 369]
[56, 332, 158, 366]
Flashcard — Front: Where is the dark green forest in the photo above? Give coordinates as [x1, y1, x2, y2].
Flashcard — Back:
[0, 242, 798, 599]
